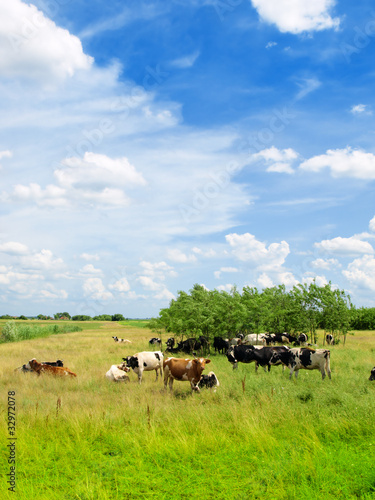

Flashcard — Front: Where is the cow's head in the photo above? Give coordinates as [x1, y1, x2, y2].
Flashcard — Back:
[123, 356, 139, 369]
[118, 362, 130, 372]
[226, 346, 236, 365]
[369, 367, 375, 381]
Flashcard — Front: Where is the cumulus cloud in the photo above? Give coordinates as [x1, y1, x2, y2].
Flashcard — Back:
[167, 249, 197, 263]
[250, 0, 340, 34]
[109, 277, 131, 293]
[214, 267, 238, 279]
[251, 146, 298, 174]
[0, 0, 92, 83]
[311, 258, 341, 270]
[299, 147, 375, 179]
[343, 255, 375, 291]
[5, 152, 147, 209]
[314, 236, 374, 255]
[0, 241, 29, 255]
[369, 216, 375, 233]
[79, 264, 102, 275]
[226, 232, 290, 270]
[83, 278, 113, 300]
[21, 249, 64, 270]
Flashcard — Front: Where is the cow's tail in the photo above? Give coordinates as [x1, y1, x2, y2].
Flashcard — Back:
[325, 350, 331, 378]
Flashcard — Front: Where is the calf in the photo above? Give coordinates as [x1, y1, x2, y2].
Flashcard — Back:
[163, 357, 211, 392]
[369, 367, 375, 381]
[197, 371, 220, 392]
[25, 358, 77, 377]
[112, 336, 132, 343]
[106, 363, 130, 382]
[123, 351, 163, 383]
[269, 347, 331, 380]
[15, 359, 64, 373]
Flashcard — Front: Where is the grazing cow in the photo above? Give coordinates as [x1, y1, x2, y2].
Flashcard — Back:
[163, 356, 211, 392]
[226, 345, 288, 372]
[123, 351, 163, 383]
[369, 367, 375, 381]
[25, 358, 77, 377]
[112, 336, 132, 343]
[213, 336, 229, 354]
[197, 371, 220, 392]
[326, 334, 335, 345]
[149, 337, 162, 348]
[106, 363, 130, 382]
[269, 347, 331, 380]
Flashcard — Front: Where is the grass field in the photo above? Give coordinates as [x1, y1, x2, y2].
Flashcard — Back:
[1, 321, 375, 499]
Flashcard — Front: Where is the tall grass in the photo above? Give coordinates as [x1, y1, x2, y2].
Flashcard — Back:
[0, 320, 83, 343]
[1, 326, 374, 499]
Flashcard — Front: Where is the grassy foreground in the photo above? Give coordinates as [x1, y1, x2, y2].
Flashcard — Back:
[1, 322, 375, 500]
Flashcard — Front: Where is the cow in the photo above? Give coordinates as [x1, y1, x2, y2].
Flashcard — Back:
[112, 336, 132, 343]
[166, 337, 175, 348]
[25, 358, 77, 377]
[297, 333, 308, 345]
[149, 337, 162, 348]
[123, 351, 163, 383]
[326, 334, 335, 345]
[197, 371, 220, 392]
[163, 356, 211, 392]
[369, 367, 375, 381]
[226, 345, 288, 372]
[243, 333, 267, 346]
[213, 336, 229, 354]
[105, 363, 130, 382]
[269, 347, 331, 380]
[15, 359, 64, 373]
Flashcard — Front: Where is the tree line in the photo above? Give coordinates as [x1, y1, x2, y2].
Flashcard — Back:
[149, 282, 374, 344]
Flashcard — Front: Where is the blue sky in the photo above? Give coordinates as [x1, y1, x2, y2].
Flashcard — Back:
[1, 0, 375, 318]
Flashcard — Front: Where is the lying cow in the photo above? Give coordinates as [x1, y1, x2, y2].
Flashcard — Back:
[149, 337, 162, 348]
[15, 359, 64, 373]
[197, 371, 220, 392]
[25, 358, 77, 377]
[369, 367, 375, 381]
[123, 351, 163, 383]
[112, 336, 132, 343]
[106, 363, 130, 382]
[163, 357, 211, 392]
[269, 347, 331, 380]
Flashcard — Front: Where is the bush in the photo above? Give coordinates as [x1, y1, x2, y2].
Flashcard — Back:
[2, 321, 19, 342]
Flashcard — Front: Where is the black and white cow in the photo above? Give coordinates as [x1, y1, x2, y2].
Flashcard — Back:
[197, 371, 220, 391]
[226, 345, 289, 372]
[297, 333, 308, 345]
[123, 351, 163, 383]
[369, 367, 375, 381]
[149, 337, 162, 348]
[112, 336, 132, 343]
[326, 334, 335, 345]
[269, 347, 331, 380]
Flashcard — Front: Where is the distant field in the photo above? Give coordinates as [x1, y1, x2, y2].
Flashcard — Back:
[1, 324, 374, 499]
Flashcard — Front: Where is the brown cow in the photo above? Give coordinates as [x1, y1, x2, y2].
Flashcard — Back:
[26, 358, 77, 377]
[163, 357, 211, 392]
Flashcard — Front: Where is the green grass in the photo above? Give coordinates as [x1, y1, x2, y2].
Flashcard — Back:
[1, 326, 374, 499]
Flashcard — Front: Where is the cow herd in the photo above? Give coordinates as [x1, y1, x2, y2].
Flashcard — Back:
[15, 333, 374, 392]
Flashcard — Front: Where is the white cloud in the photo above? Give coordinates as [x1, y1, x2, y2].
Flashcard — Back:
[170, 50, 200, 68]
[138, 276, 160, 291]
[343, 255, 375, 291]
[250, 0, 340, 34]
[154, 288, 175, 301]
[295, 77, 321, 100]
[226, 232, 290, 270]
[369, 216, 375, 233]
[216, 284, 234, 292]
[214, 267, 238, 279]
[257, 272, 274, 289]
[139, 261, 176, 279]
[21, 249, 64, 270]
[0, 0, 92, 83]
[265, 41, 277, 49]
[192, 247, 216, 258]
[350, 104, 372, 115]
[0, 150, 12, 167]
[109, 277, 130, 293]
[299, 147, 375, 179]
[0, 241, 29, 255]
[314, 236, 374, 256]
[80, 253, 100, 261]
[302, 273, 329, 287]
[311, 257, 341, 270]
[167, 249, 197, 263]
[83, 278, 113, 300]
[79, 264, 102, 275]
[251, 146, 298, 174]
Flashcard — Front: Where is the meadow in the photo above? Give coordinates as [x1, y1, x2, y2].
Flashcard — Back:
[1, 320, 374, 500]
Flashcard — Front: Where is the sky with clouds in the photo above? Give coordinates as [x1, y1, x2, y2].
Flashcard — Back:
[1, 0, 375, 317]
